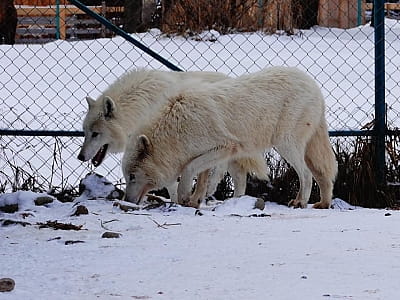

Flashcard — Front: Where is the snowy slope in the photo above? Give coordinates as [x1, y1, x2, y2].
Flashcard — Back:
[1, 184, 400, 300]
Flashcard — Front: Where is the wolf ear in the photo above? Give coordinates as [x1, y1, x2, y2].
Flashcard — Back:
[86, 96, 95, 108]
[137, 135, 153, 157]
[103, 96, 116, 120]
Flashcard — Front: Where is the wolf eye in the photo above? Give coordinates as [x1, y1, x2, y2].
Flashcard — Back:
[92, 132, 99, 138]
[129, 174, 136, 182]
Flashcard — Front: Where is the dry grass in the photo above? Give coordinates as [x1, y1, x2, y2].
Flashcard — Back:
[242, 136, 399, 209]
[1, 134, 399, 208]
[333, 137, 394, 208]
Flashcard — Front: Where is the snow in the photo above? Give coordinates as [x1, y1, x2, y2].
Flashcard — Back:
[1, 18, 400, 299]
[1, 179, 400, 299]
[0, 191, 55, 210]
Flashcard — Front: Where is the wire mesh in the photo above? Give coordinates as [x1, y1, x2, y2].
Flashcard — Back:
[1, 0, 399, 192]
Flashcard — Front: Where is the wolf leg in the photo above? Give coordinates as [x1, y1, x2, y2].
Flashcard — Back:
[276, 142, 312, 208]
[227, 161, 247, 197]
[178, 144, 238, 208]
[188, 169, 212, 206]
[304, 122, 337, 209]
[205, 163, 227, 197]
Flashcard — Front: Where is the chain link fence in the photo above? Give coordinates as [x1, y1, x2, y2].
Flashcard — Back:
[1, 0, 399, 200]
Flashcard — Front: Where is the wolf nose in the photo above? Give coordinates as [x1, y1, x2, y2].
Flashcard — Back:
[77, 153, 85, 161]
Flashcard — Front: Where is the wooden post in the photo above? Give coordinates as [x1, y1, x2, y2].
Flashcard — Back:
[318, 0, 329, 27]
[319, 0, 362, 28]
[60, 6, 66, 39]
[339, 0, 348, 28]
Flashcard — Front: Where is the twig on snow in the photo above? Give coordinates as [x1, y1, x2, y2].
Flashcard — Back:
[148, 217, 181, 229]
[100, 219, 119, 230]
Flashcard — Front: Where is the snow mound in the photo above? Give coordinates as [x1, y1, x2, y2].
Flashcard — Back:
[0, 191, 56, 212]
[78, 173, 123, 200]
[211, 196, 263, 215]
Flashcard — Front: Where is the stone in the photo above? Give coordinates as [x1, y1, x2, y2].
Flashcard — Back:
[101, 231, 121, 239]
[0, 204, 18, 213]
[254, 198, 265, 210]
[34, 196, 54, 206]
[0, 278, 15, 292]
[72, 205, 89, 216]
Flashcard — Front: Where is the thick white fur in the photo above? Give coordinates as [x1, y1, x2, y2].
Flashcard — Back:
[123, 66, 337, 209]
[78, 69, 268, 201]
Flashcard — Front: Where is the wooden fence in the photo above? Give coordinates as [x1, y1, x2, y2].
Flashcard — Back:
[16, 4, 123, 40]
[14, 1, 400, 42]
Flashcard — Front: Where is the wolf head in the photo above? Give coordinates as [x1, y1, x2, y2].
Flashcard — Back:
[122, 134, 165, 203]
[77, 96, 127, 166]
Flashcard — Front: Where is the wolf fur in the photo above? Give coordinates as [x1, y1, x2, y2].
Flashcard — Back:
[122, 66, 337, 209]
[78, 69, 268, 200]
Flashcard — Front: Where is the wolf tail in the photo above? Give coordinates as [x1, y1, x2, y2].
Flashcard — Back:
[304, 116, 338, 208]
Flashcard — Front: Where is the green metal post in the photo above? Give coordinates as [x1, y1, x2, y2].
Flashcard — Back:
[55, 0, 60, 39]
[257, 0, 263, 28]
[374, 0, 386, 186]
[357, 0, 362, 26]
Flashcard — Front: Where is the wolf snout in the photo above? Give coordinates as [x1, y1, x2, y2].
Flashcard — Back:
[77, 153, 85, 161]
[123, 193, 140, 204]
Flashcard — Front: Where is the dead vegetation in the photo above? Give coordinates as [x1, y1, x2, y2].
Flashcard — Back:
[37, 220, 84, 230]
[241, 135, 400, 209]
[0, 131, 399, 209]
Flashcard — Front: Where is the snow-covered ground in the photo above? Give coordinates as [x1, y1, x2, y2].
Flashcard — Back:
[1, 180, 400, 299]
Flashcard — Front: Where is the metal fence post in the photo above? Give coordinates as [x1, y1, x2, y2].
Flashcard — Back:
[56, 0, 61, 39]
[357, 0, 362, 26]
[374, 0, 386, 186]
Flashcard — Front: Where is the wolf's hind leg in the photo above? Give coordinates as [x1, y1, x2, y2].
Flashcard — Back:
[276, 143, 312, 208]
[304, 122, 337, 209]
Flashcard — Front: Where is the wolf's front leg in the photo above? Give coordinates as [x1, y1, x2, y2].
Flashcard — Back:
[186, 170, 211, 208]
[177, 170, 197, 208]
[166, 180, 179, 203]
[178, 145, 238, 208]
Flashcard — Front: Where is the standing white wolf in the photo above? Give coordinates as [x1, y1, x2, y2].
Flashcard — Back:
[78, 69, 268, 200]
[123, 66, 337, 209]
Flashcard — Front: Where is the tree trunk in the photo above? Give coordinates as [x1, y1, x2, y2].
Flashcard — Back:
[0, 0, 17, 44]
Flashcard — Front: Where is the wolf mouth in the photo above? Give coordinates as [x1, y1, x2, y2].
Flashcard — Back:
[92, 144, 108, 167]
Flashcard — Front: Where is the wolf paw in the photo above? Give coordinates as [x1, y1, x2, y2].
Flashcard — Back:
[312, 201, 331, 209]
[179, 197, 200, 209]
[288, 199, 307, 209]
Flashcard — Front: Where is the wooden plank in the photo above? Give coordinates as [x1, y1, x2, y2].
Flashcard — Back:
[339, 0, 348, 29]
[365, 3, 400, 10]
[17, 5, 124, 40]
[347, 0, 358, 28]
[60, 7, 66, 39]
[16, 6, 123, 17]
[318, 0, 330, 27]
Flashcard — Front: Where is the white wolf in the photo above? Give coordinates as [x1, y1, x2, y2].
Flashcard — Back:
[122, 66, 337, 209]
[78, 69, 268, 200]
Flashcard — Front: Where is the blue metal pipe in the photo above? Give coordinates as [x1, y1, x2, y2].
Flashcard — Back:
[374, 0, 386, 185]
[3, 129, 400, 138]
[357, 0, 362, 26]
[0, 130, 84, 137]
[55, 0, 60, 39]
